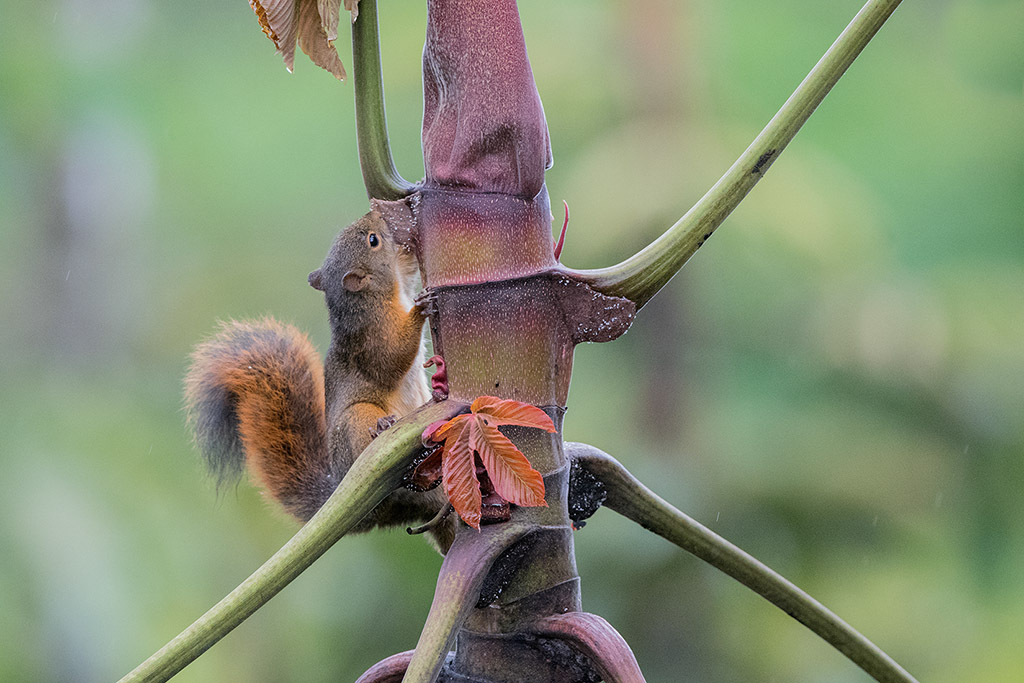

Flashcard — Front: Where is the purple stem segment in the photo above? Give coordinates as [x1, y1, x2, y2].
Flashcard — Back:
[422, 0, 552, 197]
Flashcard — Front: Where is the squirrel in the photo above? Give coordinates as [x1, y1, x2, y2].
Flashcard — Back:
[185, 210, 453, 549]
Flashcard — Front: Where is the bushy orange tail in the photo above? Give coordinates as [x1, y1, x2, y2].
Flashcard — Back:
[185, 318, 334, 521]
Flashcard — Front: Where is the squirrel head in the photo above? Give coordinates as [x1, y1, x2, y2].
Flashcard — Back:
[309, 211, 402, 303]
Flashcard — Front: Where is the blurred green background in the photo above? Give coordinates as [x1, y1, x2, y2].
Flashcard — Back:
[1, 0, 1022, 681]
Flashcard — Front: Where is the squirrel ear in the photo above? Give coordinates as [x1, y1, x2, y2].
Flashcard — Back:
[308, 269, 324, 291]
[342, 269, 369, 292]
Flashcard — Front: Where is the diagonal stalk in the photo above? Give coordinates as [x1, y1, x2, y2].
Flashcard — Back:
[352, 0, 415, 200]
[566, 442, 919, 683]
[402, 522, 533, 683]
[119, 401, 467, 683]
[567, 0, 904, 310]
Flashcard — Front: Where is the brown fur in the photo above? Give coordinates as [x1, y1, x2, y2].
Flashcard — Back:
[185, 211, 452, 550]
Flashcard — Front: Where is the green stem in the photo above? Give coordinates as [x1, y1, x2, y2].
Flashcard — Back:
[567, 0, 903, 309]
[118, 401, 467, 683]
[567, 443, 919, 683]
[402, 523, 533, 683]
[352, 0, 415, 200]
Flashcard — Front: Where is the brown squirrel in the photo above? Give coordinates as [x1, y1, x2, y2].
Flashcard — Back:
[185, 211, 452, 547]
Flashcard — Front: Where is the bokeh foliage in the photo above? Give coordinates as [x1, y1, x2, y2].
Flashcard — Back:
[1, 0, 1021, 681]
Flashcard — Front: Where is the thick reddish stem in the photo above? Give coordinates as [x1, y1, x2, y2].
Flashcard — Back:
[422, 0, 551, 197]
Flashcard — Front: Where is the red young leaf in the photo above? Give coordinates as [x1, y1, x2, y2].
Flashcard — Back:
[431, 412, 472, 444]
[471, 417, 548, 508]
[421, 418, 452, 446]
[441, 427, 480, 529]
[471, 396, 557, 432]
[409, 448, 443, 491]
[430, 396, 553, 529]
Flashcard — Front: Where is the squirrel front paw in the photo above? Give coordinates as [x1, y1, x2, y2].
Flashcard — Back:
[413, 288, 439, 317]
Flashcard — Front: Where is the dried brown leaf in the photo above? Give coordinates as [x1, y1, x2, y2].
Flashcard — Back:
[317, 0, 341, 42]
[249, 0, 298, 71]
[344, 0, 360, 22]
[249, 0, 346, 79]
[296, 0, 346, 81]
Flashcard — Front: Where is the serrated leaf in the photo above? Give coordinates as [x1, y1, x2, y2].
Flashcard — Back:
[471, 418, 547, 508]
[429, 412, 472, 444]
[471, 396, 557, 432]
[296, 0, 346, 80]
[248, 0, 346, 80]
[431, 397, 552, 529]
[317, 0, 341, 41]
[442, 430, 481, 529]
[249, 0, 298, 71]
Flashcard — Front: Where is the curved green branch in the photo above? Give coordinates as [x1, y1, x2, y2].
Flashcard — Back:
[118, 400, 467, 683]
[567, 0, 904, 309]
[566, 442, 919, 683]
[352, 0, 415, 200]
[402, 523, 533, 683]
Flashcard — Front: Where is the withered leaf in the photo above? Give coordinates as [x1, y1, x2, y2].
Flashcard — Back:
[248, 0, 347, 80]
[318, 0, 340, 41]
[249, 0, 298, 71]
[296, 0, 346, 80]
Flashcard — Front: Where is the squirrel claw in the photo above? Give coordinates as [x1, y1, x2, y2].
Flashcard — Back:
[371, 415, 398, 438]
[414, 288, 439, 317]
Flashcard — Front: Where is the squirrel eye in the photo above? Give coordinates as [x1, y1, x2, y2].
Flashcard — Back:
[367, 232, 381, 250]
